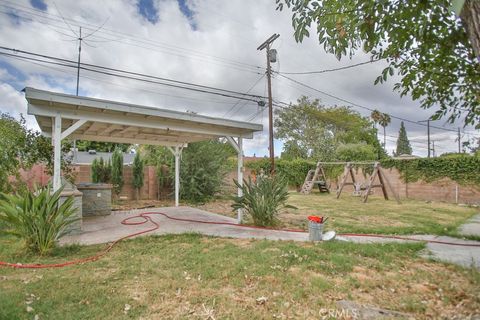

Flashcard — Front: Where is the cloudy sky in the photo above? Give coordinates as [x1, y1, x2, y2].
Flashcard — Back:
[0, 0, 478, 157]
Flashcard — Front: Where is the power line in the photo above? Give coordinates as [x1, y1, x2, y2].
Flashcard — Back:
[0, 8, 261, 75]
[223, 74, 265, 117]
[278, 58, 384, 75]
[0, 1, 263, 73]
[6, 52, 254, 108]
[275, 72, 470, 134]
[0, 50, 265, 105]
[0, 46, 267, 102]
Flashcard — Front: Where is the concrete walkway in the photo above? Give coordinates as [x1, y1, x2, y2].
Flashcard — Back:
[61, 207, 480, 268]
[458, 214, 480, 237]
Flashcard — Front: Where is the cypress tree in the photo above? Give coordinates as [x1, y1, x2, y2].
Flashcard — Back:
[395, 121, 412, 156]
[132, 152, 144, 200]
[111, 149, 124, 196]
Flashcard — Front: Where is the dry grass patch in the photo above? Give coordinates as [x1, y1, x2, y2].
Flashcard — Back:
[1, 233, 479, 319]
[194, 192, 478, 236]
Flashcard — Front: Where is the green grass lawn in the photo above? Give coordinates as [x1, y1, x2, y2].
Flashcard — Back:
[197, 192, 479, 237]
[1, 234, 479, 319]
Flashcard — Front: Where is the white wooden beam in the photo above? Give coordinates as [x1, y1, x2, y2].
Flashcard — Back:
[225, 136, 244, 223]
[69, 133, 188, 147]
[28, 104, 255, 139]
[225, 136, 240, 153]
[236, 137, 244, 223]
[25, 87, 262, 131]
[167, 145, 185, 207]
[61, 119, 87, 140]
[53, 114, 62, 191]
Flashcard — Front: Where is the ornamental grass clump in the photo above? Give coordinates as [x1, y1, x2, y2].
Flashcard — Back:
[232, 176, 295, 227]
[0, 185, 79, 255]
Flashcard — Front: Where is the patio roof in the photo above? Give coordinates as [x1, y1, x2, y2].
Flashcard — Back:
[25, 87, 263, 147]
[25, 87, 262, 222]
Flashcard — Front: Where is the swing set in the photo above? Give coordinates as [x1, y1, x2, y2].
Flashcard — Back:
[301, 161, 401, 204]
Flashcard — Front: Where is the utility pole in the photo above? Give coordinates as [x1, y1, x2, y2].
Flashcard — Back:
[419, 119, 431, 158]
[427, 120, 430, 158]
[432, 140, 435, 157]
[257, 34, 279, 174]
[457, 127, 461, 153]
[76, 27, 82, 96]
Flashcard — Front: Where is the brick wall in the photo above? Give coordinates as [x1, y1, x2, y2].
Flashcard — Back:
[18, 164, 480, 204]
[20, 164, 160, 201]
[326, 167, 480, 205]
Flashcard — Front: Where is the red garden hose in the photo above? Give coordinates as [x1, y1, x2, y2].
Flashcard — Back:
[1, 211, 479, 269]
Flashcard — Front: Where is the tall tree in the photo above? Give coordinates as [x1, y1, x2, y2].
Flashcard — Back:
[111, 149, 124, 197]
[0, 113, 72, 192]
[281, 140, 309, 160]
[274, 96, 384, 160]
[378, 113, 391, 148]
[132, 152, 144, 200]
[370, 109, 383, 139]
[395, 121, 412, 156]
[276, 0, 480, 128]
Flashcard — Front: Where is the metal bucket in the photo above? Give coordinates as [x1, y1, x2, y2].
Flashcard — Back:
[308, 221, 324, 241]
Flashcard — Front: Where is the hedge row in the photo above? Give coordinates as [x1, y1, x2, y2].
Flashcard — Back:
[381, 154, 480, 186]
[245, 154, 480, 187]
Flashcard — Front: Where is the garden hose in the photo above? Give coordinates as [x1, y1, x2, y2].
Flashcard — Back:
[1, 211, 479, 269]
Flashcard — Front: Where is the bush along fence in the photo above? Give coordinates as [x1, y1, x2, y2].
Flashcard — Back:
[244, 155, 480, 204]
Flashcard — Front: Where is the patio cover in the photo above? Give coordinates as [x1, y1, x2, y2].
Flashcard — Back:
[25, 87, 263, 222]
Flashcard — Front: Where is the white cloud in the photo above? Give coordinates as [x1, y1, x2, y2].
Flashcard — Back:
[0, 82, 38, 129]
[0, 0, 477, 157]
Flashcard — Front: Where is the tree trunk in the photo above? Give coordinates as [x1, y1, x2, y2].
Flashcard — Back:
[460, 0, 480, 61]
[383, 126, 386, 148]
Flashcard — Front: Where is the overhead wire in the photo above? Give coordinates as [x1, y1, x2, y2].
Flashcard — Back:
[223, 74, 265, 117]
[275, 72, 474, 134]
[0, 46, 267, 101]
[278, 58, 385, 75]
[0, 1, 263, 73]
[0, 50, 264, 105]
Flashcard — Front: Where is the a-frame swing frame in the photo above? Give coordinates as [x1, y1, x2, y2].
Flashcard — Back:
[336, 162, 401, 204]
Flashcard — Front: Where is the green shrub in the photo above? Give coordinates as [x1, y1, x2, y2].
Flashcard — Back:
[91, 157, 111, 183]
[0, 186, 79, 255]
[177, 140, 232, 203]
[335, 143, 377, 161]
[382, 154, 480, 185]
[246, 158, 316, 188]
[232, 176, 295, 227]
[111, 149, 124, 196]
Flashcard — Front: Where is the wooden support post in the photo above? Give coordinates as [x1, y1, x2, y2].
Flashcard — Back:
[379, 166, 401, 204]
[226, 136, 244, 223]
[336, 162, 355, 199]
[53, 114, 62, 192]
[168, 146, 184, 207]
[174, 146, 180, 207]
[362, 162, 378, 203]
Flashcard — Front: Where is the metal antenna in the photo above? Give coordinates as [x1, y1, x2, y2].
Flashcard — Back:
[52, 1, 108, 95]
[76, 26, 82, 96]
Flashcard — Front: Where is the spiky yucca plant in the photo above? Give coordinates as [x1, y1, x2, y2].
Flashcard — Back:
[232, 176, 295, 227]
[0, 185, 79, 255]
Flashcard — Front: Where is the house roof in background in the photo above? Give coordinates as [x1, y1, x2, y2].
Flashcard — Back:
[71, 151, 135, 165]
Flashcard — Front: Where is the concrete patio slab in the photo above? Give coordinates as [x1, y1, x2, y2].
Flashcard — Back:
[60, 207, 309, 246]
[60, 206, 480, 268]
